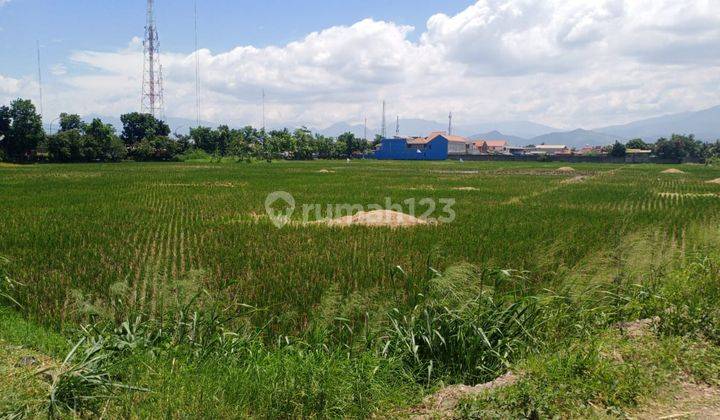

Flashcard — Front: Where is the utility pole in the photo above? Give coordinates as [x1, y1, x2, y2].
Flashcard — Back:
[36, 40, 43, 117]
[395, 115, 400, 137]
[262, 89, 266, 132]
[141, 0, 164, 117]
[381, 100, 386, 138]
[448, 111, 453, 135]
[194, 0, 200, 126]
[363, 117, 367, 141]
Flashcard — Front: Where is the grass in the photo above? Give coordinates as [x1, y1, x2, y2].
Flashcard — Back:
[1, 160, 720, 417]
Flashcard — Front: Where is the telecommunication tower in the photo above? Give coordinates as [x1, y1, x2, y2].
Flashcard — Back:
[141, 0, 164, 117]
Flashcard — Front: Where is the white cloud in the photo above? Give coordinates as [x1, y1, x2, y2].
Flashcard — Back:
[4, 0, 720, 129]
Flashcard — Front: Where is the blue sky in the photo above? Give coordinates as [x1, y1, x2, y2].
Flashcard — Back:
[1, 0, 719, 129]
[1, 0, 470, 77]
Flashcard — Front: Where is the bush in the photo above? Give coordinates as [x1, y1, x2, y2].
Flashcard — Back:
[175, 148, 212, 162]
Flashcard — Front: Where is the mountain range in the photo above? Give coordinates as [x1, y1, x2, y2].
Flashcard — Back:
[313, 105, 720, 147]
[78, 104, 720, 149]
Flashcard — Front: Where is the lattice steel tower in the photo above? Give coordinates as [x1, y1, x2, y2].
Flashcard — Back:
[141, 0, 164, 117]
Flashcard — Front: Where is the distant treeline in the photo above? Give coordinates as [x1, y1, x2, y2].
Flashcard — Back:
[1, 98, 719, 163]
[0, 98, 375, 163]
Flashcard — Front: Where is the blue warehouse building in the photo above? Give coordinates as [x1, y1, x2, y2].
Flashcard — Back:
[374, 132, 467, 160]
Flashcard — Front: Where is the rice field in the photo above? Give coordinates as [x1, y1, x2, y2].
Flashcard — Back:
[1, 160, 719, 333]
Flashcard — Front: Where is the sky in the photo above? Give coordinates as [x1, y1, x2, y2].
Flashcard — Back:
[1, 0, 719, 130]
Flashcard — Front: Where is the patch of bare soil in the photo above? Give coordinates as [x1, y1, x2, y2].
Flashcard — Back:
[706, 178, 720, 185]
[452, 187, 479, 191]
[557, 167, 575, 173]
[155, 181, 243, 188]
[407, 372, 517, 419]
[630, 381, 720, 419]
[662, 168, 686, 174]
[561, 175, 588, 184]
[431, 170, 480, 175]
[616, 317, 660, 339]
[321, 210, 429, 228]
[318, 169, 335, 173]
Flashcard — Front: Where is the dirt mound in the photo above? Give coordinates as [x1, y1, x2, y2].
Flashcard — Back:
[706, 178, 720, 184]
[561, 175, 588, 184]
[662, 168, 686, 174]
[409, 372, 517, 418]
[557, 167, 575, 173]
[322, 210, 429, 228]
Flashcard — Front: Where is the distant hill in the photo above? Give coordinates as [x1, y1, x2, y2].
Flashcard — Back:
[529, 129, 620, 148]
[317, 119, 559, 139]
[597, 105, 720, 141]
[469, 130, 528, 145]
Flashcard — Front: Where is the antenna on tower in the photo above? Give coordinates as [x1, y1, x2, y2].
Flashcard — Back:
[448, 111, 453, 135]
[141, 0, 164, 118]
[395, 115, 400, 137]
[262, 89, 266, 132]
[381, 100, 386, 138]
[36, 40, 43, 118]
[194, 0, 200, 126]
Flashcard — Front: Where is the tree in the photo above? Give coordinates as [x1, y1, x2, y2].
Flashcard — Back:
[84, 118, 125, 162]
[58, 113, 84, 132]
[314, 134, 335, 159]
[337, 132, 368, 158]
[46, 129, 84, 162]
[625, 138, 650, 150]
[654, 134, 703, 161]
[609, 141, 626, 157]
[0, 99, 45, 161]
[293, 127, 316, 160]
[189, 126, 217, 153]
[120, 112, 170, 146]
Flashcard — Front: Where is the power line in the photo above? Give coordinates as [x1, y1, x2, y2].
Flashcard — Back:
[36, 40, 43, 117]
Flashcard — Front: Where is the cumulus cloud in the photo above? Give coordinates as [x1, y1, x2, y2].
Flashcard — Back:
[4, 0, 720, 128]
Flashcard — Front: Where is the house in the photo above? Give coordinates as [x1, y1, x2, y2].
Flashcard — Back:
[474, 140, 509, 154]
[626, 148, 652, 156]
[426, 131, 469, 155]
[529, 144, 571, 155]
[577, 146, 605, 156]
[374, 135, 449, 160]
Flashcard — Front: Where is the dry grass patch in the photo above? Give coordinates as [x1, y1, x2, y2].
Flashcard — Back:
[706, 178, 720, 185]
[557, 167, 575, 173]
[452, 187, 479, 191]
[662, 168, 686, 174]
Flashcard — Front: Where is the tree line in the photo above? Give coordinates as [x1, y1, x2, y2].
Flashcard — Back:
[0, 98, 374, 163]
[607, 137, 719, 161]
[2, 97, 719, 163]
